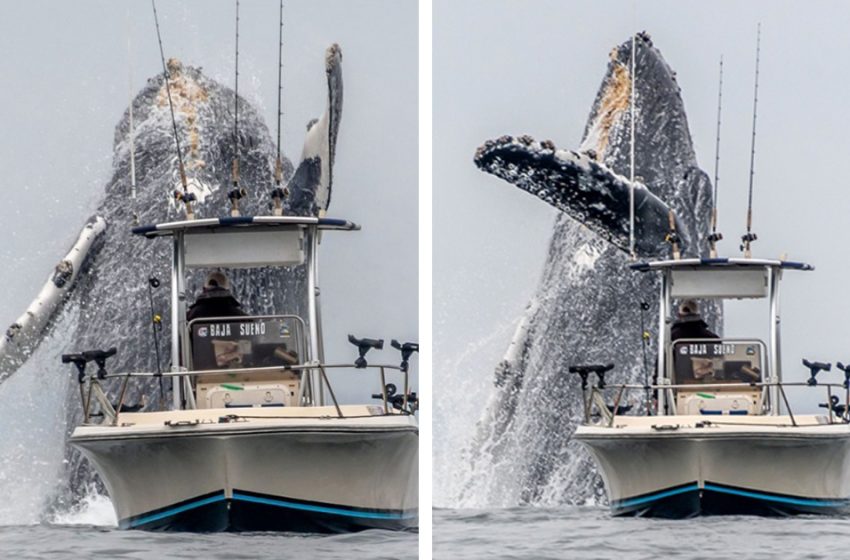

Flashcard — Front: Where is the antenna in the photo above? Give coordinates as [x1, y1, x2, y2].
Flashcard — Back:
[271, 0, 287, 216]
[151, 0, 195, 219]
[741, 23, 761, 258]
[628, 32, 636, 260]
[708, 55, 724, 258]
[228, 0, 246, 217]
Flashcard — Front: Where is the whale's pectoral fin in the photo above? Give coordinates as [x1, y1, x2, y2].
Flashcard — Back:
[288, 43, 344, 217]
[0, 216, 107, 382]
[474, 135, 688, 258]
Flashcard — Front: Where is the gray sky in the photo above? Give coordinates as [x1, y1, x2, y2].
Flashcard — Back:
[0, 0, 418, 402]
[434, 0, 850, 422]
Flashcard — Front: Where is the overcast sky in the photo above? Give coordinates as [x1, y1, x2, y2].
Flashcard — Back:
[0, 0, 417, 402]
[434, 0, 850, 422]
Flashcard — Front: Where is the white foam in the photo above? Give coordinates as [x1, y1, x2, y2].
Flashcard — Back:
[51, 488, 117, 527]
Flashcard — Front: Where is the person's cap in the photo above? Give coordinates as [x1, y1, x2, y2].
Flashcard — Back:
[204, 271, 230, 291]
[678, 299, 699, 316]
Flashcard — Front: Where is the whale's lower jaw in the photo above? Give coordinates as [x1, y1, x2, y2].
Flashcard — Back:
[475, 135, 687, 258]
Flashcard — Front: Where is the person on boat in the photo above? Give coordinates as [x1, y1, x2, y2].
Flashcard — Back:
[670, 299, 718, 341]
[186, 271, 248, 321]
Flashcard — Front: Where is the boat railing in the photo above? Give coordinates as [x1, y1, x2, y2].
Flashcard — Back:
[576, 379, 850, 428]
[71, 362, 416, 425]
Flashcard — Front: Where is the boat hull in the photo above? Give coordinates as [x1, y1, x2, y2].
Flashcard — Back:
[71, 409, 418, 532]
[576, 417, 850, 518]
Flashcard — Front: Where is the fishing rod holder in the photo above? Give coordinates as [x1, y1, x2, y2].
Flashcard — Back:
[837, 362, 850, 389]
[62, 347, 118, 381]
[569, 364, 614, 389]
[391, 339, 418, 373]
[569, 364, 618, 425]
[348, 335, 384, 368]
[803, 358, 831, 386]
[62, 347, 121, 425]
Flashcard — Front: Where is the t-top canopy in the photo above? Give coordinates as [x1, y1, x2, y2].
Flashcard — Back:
[629, 257, 814, 272]
[131, 215, 360, 238]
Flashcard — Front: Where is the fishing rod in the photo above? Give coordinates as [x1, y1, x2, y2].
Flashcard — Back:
[270, 0, 287, 216]
[741, 24, 761, 258]
[151, 0, 196, 220]
[228, 0, 247, 217]
[708, 56, 724, 258]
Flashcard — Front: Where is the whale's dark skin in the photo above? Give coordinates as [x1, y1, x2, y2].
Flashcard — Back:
[27, 50, 345, 511]
[463, 33, 721, 506]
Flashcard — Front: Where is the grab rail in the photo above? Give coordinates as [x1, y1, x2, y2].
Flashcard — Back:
[74, 362, 416, 425]
[577, 380, 849, 428]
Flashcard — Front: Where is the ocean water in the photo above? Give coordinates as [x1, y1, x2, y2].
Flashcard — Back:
[0, 494, 417, 560]
[434, 506, 850, 560]
[0, 525, 417, 560]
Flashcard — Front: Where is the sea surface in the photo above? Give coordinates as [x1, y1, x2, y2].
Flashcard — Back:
[0, 496, 417, 560]
[0, 526, 417, 559]
[434, 506, 850, 559]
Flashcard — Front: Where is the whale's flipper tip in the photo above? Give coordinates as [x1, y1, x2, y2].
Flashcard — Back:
[287, 44, 344, 217]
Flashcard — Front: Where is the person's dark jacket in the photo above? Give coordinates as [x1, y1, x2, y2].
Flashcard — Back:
[670, 315, 718, 341]
[186, 288, 247, 321]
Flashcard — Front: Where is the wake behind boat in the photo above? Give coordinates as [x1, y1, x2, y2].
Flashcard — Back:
[66, 216, 419, 532]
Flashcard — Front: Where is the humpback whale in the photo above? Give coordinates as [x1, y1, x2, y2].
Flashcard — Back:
[463, 33, 721, 507]
[0, 45, 343, 511]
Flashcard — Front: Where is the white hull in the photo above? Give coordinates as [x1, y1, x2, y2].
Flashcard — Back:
[71, 405, 418, 531]
[576, 415, 850, 516]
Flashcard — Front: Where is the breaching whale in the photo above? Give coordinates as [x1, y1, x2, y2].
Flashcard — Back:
[463, 33, 722, 506]
[0, 45, 343, 508]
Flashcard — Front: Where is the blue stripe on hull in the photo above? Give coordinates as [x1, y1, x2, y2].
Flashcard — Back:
[121, 490, 417, 532]
[231, 491, 417, 520]
[702, 483, 850, 508]
[611, 482, 850, 518]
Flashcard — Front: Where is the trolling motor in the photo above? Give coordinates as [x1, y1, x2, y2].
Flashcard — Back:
[803, 358, 831, 386]
[228, 187, 247, 217]
[391, 339, 419, 372]
[348, 335, 384, 368]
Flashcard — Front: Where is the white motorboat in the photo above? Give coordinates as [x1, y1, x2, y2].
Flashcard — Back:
[66, 216, 418, 532]
[574, 257, 850, 517]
